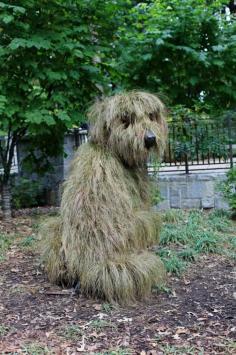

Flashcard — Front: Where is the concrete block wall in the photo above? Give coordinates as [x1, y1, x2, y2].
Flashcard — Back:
[156, 172, 229, 210]
[64, 132, 77, 177]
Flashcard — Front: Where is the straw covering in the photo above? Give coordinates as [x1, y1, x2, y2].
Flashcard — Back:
[40, 91, 168, 304]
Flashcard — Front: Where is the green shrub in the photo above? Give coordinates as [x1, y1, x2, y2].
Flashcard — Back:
[161, 209, 185, 224]
[160, 224, 188, 245]
[208, 210, 232, 232]
[218, 167, 236, 217]
[164, 254, 187, 275]
[178, 248, 197, 262]
[11, 178, 44, 209]
[194, 231, 220, 253]
[158, 249, 187, 275]
[158, 209, 235, 276]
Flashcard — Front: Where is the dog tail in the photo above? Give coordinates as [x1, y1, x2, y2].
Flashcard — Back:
[80, 251, 166, 304]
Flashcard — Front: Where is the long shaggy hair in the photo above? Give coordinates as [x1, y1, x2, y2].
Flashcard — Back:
[41, 91, 168, 304]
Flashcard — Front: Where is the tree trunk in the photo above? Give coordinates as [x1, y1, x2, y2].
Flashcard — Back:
[1, 181, 12, 219]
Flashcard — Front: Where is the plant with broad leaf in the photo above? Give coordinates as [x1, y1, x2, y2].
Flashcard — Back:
[219, 167, 236, 217]
[0, 0, 128, 218]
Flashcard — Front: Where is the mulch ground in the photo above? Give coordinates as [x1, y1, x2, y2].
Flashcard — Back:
[0, 216, 235, 354]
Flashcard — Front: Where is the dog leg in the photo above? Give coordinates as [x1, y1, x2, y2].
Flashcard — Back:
[40, 216, 69, 285]
[125, 210, 161, 249]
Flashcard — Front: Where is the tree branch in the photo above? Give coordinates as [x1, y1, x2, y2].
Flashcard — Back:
[5, 119, 12, 164]
[0, 142, 5, 165]
[4, 133, 17, 183]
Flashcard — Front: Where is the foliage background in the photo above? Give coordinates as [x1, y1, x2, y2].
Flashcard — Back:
[0, 0, 130, 175]
[0, 0, 236, 213]
[114, 0, 236, 119]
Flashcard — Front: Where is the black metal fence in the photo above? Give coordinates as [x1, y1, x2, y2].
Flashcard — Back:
[74, 128, 88, 147]
[74, 117, 235, 174]
[157, 116, 235, 173]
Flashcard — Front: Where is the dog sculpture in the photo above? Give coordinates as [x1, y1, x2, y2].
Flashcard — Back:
[41, 91, 168, 304]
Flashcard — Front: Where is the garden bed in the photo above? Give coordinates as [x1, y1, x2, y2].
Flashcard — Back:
[0, 210, 235, 354]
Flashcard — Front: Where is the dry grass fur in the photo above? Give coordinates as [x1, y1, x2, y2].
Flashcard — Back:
[40, 91, 168, 304]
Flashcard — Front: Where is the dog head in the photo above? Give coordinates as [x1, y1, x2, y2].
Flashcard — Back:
[88, 91, 168, 167]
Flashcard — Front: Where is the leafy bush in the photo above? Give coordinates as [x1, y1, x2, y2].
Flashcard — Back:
[158, 249, 187, 275]
[218, 167, 236, 217]
[178, 248, 197, 262]
[208, 210, 232, 232]
[194, 232, 220, 253]
[11, 178, 44, 209]
[160, 224, 188, 246]
[162, 209, 185, 224]
[116, 0, 236, 114]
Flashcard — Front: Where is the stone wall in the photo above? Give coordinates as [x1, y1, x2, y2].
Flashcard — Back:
[156, 172, 229, 210]
[17, 140, 64, 206]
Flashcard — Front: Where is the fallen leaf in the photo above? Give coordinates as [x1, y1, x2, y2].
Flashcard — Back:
[77, 335, 85, 352]
[172, 333, 180, 340]
[176, 327, 190, 335]
[10, 268, 19, 273]
[87, 344, 99, 351]
[93, 303, 102, 311]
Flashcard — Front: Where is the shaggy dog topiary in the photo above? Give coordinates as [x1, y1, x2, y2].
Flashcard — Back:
[41, 91, 168, 304]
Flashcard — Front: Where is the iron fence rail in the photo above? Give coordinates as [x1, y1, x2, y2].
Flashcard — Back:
[157, 117, 235, 173]
[74, 118, 235, 174]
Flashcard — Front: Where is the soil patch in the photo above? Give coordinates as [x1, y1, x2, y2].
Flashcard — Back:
[0, 216, 235, 354]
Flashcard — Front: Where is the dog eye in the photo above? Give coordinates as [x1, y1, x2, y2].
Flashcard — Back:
[122, 120, 130, 129]
[121, 114, 130, 128]
[149, 113, 156, 121]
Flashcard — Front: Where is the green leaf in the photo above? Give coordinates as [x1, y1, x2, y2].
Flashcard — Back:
[156, 38, 164, 46]
[74, 50, 84, 58]
[212, 45, 225, 52]
[0, 2, 25, 14]
[142, 53, 152, 61]
[45, 70, 67, 81]
[57, 111, 71, 121]
[0, 95, 7, 114]
[25, 111, 55, 125]
[2, 15, 14, 24]
[81, 65, 99, 74]
[8, 38, 27, 50]
[189, 77, 199, 85]
[212, 59, 224, 67]
[8, 37, 51, 50]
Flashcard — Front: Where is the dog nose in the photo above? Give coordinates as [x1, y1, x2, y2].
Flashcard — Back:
[144, 130, 156, 149]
